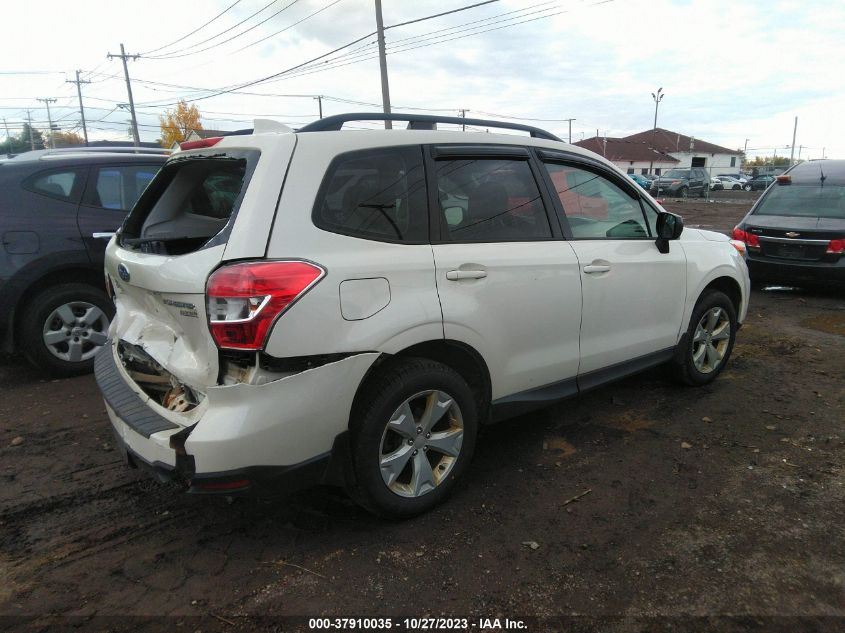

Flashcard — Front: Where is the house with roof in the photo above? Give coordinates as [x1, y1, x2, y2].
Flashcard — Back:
[574, 128, 744, 176]
[573, 137, 678, 175]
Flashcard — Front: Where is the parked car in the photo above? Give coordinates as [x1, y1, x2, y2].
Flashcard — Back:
[628, 173, 651, 188]
[717, 173, 748, 184]
[716, 176, 744, 190]
[744, 175, 776, 191]
[650, 167, 711, 198]
[95, 113, 749, 518]
[732, 160, 845, 286]
[0, 149, 167, 375]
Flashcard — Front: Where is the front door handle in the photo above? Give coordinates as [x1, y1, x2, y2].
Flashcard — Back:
[446, 270, 487, 281]
[583, 264, 611, 274]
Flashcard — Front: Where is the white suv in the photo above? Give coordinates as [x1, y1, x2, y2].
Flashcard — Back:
[96, 113, 749, 518]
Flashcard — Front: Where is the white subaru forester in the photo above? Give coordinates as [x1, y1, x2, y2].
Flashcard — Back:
[96, 113, 749, 518]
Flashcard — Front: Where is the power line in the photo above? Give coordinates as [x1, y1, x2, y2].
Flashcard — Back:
[141, 0, 245, 55]
[141, 0, 284, 59]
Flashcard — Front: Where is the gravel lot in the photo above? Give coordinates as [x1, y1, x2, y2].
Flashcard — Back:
[1, 196, 844, 632]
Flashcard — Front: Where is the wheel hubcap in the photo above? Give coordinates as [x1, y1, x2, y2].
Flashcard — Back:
[692, 307, 731, 374]
[379, 390, 464, 498]
[42, 301, 109, 363]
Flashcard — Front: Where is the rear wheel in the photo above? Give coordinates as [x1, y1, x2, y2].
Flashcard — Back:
[744, 184, 752, 191]
[671, 290, 737, 386]
[733, 184, 741, 190]
[346, 357, 478, 518]
[20, 283, 113, 377]
[678, 186, 689, 199]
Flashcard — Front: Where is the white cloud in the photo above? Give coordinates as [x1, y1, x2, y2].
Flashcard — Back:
[0, 0, 842, 157]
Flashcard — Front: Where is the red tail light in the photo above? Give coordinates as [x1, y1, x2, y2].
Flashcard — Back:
[828, 239, 845, 254]
[206, 261, 325, 350]
[179, 137, 223, 151]
[731, 227, 759, 248]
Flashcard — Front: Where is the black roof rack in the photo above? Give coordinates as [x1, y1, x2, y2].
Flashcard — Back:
[297, 112, 562, 142]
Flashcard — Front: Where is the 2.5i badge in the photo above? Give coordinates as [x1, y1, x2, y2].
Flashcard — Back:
[162, 298, 198, 318]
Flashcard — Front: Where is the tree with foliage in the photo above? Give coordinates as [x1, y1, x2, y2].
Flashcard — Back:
[48, 130, 85, 148]
[1, 123, 45, 155]
[159, 99, 203, 148]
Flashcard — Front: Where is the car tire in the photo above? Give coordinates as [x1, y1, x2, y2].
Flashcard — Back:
[671, 290, 737, 387]
[20, 283, 114, 377]
[744, 184, 752, 191]
[679, 186, 689, 199]
[733, 184, 741, 190]
[346, 357, 478, 519]
[699, 185, 708, 198]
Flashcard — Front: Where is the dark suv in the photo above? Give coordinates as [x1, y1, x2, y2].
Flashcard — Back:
[650, 167, 710, 198]
[0, 149, 167, 375]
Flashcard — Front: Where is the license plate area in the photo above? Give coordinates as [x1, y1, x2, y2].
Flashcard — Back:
[774, 244, 806, 259]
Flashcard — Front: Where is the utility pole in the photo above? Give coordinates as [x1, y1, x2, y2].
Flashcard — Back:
[561, 118, 575, 143]
[67, 70, 91, 146]
[26, 110, 34, 150]
[374, 0, 392, 129]
[460, 108, 466, 131]
[108, 44, 141, 147]
[3, 118, 11, 157]
[648, 87, 665, 175]
[789, 116, 798, 167]
[37, 98, 57, 148]
[315, 95, 323, 119]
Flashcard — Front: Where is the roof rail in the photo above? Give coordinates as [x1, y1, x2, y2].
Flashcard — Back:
[297, 112, 562, 141]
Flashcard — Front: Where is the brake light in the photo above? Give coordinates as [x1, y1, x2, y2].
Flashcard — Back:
[731, 227, 760, 248]
[179, 137, 223, 151]
[776, 174, 792, 184]
[828, 239, 845, 254]
[206, 261, 325, 350]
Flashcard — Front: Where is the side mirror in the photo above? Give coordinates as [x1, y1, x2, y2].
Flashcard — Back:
[655, 211, 683, 253]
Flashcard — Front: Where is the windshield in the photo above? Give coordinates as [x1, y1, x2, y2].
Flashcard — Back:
[754, 184, 845, 218]
[662, 169, 689, 179]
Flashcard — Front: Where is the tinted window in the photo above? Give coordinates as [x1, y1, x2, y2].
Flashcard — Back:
[88, 165, 159, 210]
[754, 184, 845, 219]
[314, 146, 427, 243]
[544, 163, 651, 239]
[27, 169, 81, 201]
[434, 158, 551, 242]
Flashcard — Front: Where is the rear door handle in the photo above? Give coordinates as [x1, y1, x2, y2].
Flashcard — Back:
[446, 270, 487, 281]
[92, 232, 116, 239]
[583, 264, 611, 274]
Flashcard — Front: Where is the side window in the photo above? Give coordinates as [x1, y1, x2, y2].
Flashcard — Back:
[434, 157, 551, 242]
[314, 146, 427, 243]
[640, 200, 659, 236]
[544, 163, 651, 239]
[26, 169, 82, 202]
[87, 165, 160, 211]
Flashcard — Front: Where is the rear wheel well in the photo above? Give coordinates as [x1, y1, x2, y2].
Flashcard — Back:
[702, 276, 742, 316]
[12, 268, 107, 345]
[353, 340, 492, 426]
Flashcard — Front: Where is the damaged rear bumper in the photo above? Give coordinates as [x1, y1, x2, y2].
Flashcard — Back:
[95, 341, 378, 495]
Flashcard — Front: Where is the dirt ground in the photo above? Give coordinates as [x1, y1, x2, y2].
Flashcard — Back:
[2, 195, 845, 632]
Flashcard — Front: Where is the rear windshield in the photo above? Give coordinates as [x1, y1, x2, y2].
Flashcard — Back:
[754, 184, 845, 219]
[120, 150, 258, 255]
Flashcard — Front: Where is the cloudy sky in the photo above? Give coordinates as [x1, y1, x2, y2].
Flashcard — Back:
[2, 0, 842, 159]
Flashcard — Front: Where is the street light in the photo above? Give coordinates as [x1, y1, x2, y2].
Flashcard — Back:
[648, 87, 665, 175]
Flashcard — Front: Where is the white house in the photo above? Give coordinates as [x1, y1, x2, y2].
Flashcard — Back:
[622, 128, 743, 172]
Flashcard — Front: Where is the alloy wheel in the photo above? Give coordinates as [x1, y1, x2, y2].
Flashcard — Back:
[379, 390, 464, 498]
[42, 301, 110, 363]
[692, 307, 731, 374]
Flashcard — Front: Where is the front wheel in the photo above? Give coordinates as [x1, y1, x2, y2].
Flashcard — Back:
[346, 358, 478, 518]
[744, 184, 752, 191]
[678, 186, 689, 199]
[20, 283, 113, 377]
[733, 184, 741, 190]
[671, 290, 737, 386]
